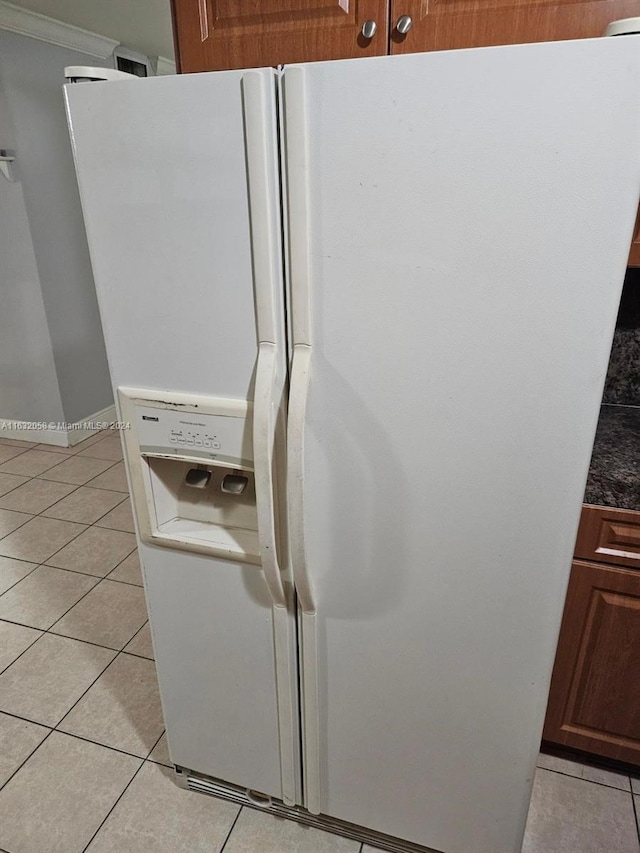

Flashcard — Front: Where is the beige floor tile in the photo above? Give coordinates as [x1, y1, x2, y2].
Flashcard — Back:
[0, 633, 116, 726]
[72, 430, 114, 451]
[124, 622, 153, 659]
[0, 449, 64, 477]
[46, 526, 136, 578]
[108, 550, 142, 586]
[0, 445, 30, 465]
[522, 768, 640, 853]
[0, 478, 77, 514]
[537, 752, 631, 791]
[0, 713, 49, 783]
[0, 731, 140, 853]
[87, 461, 129, 493]
[52, 579, 148, 649]
[32, 443, 77, 455]
[0, 621, 42, 673]
[0, 516, 86, 565]
[94, 498, 135, 533]
[0, 566, 99, 630]
[632, 778, 640, 795]
[0, 557, 38, 596]
[0, 712, 49, 789]
[85, 761, 238, 853]
[581, 764, 631, 791]
[0, 438, 37, 449]
[0, 473, 29, 498]
[224, 807, 360, 853]
[147, 733, 171, 767]
[60, 654, 164, 758]
[536, 753, 583, 777]
[38, 455, 114, 486]
[0, 509, 33, 537]
[79, 435, 124, 462]
[42, 487, 126, 525]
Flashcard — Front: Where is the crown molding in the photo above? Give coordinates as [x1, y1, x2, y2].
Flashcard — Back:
[156, 55, 176, 75]
[0, 1, 118, 59]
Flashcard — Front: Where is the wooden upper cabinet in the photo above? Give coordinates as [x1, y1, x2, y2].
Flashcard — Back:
[171, 0, 390, 72]
[388, 0, 640, 53]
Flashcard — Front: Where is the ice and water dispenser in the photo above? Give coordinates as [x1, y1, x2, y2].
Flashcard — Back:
[118, 388, 260, 564]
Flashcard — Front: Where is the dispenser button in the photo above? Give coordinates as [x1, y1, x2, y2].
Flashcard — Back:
[221, 474, 248, 495]
[186, 438, 194, 446]
[178, 437, 186, 445]
[195, 439, 203, 447]
[169, 436, 177, 444]
[212, 441, 221, 449]
[203, 439, 212, 448]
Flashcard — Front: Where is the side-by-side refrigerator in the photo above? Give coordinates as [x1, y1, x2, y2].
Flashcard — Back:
[64, 36, 640, 853]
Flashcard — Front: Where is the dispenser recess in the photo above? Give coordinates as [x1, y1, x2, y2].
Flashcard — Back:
[118, 388, 259, 564]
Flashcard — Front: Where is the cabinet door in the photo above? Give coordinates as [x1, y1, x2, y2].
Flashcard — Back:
[172, 0, 389, 72]
[543, 559, 640, 764]
[388, 0, 640, 53]
[575, 505, 640, 570]
[629, 206, 640, 266]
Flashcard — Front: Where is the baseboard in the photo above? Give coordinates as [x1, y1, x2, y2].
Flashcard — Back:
[0, 403, 117, 447]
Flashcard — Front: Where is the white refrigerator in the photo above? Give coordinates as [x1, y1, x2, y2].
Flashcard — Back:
[64, 36, 640, 853]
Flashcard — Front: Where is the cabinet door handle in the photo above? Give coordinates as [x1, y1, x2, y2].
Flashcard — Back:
[361, 19, 377, 39]
[395, 14, 413, 34]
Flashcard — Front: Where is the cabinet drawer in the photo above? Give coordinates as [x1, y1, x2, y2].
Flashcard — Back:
[575, 505, 640, 569]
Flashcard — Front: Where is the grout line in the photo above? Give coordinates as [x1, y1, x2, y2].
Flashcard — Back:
[53, 729, 151, 763]
[80, 756, 146, 853]
[145, 729, 165, 761]
[537, 765, 634, 793]
[0, 617, 150, 666]
[0, 727, 55, 795]
[632, 789, 640, 846]
[0, 561, 41, 599]
[219, 805, 244, 853]
[0, 625, 45, 678]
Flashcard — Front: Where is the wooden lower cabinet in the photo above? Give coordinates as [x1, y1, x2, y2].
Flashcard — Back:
[543, 559, 640, 764]
[628, 206, 640, 267]
[575, 504, 640, 570]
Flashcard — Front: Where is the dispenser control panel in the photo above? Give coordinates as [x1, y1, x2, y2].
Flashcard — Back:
[133, 402, 252, 469]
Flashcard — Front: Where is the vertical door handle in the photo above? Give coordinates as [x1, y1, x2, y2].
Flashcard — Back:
[287, 344, 315, 615]
[394, 14, 413, 34]
[361, 19, 377, 38]
[254, 342, 287, 609]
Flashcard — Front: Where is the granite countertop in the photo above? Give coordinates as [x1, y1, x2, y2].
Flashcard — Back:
[584, 404, 640, 511]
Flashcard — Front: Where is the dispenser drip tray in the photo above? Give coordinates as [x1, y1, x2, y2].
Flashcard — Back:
[143, 456, 260, 564]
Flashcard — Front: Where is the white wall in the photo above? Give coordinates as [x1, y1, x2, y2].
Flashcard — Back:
[0, 80, 64, 423]
[0, 30, 113, 427]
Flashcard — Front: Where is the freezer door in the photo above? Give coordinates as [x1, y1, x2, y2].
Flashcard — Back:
[284, 38, 640, 853]
[65, 69, 300, 804]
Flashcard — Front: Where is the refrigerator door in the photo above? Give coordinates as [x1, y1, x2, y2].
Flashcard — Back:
[65, 69, 300, 804]
[285, 37, 640, 852]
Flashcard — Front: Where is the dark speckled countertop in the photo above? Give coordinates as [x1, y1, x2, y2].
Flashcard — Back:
[584, 405, 640, 511]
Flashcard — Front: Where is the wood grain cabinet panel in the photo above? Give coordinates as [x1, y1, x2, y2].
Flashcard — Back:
[575, 505, 640, 570]
[388, 0, 640, 53]
[628, 206, 640, 267]
[543, 559, 640, 764]
[172, 0, 390, 72]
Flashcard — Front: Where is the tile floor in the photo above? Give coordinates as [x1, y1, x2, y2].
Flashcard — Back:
[0, 430, 638, 852]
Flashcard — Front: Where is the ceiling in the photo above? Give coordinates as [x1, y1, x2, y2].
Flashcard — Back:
[9, 0, 175, 59]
